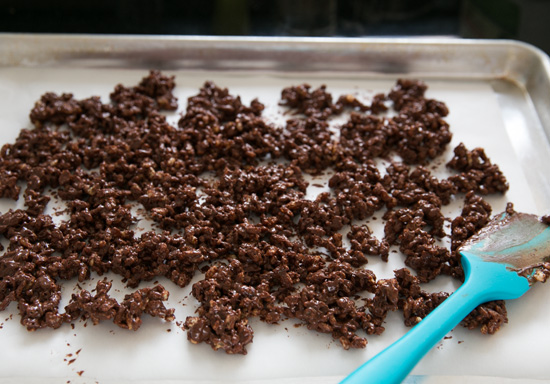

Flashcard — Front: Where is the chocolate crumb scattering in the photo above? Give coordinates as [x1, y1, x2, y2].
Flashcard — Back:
[0, 72, 532, 354]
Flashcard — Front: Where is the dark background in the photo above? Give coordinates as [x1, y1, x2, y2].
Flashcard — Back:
[1, 0, 549, 55]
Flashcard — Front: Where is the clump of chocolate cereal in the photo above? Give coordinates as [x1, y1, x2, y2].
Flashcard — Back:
[0, 71, 515, 354]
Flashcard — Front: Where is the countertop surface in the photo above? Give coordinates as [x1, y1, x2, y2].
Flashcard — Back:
[1, 0, 549, 55]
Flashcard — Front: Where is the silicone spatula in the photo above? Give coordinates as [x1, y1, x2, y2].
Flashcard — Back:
[340, 211, 550, 384]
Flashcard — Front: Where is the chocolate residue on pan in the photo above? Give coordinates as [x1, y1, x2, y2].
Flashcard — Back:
[0, 72, 516, 354]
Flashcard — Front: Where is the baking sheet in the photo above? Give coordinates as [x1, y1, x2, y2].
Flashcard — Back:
[1, 35, 550, 383]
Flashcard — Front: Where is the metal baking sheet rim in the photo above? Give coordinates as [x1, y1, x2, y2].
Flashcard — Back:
[1, 33, 549, 137]
[1, 376, 549, 384]
[1, 34, 550, 384]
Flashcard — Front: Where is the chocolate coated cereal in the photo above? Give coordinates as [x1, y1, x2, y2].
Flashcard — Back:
[0, 72, 516, 354]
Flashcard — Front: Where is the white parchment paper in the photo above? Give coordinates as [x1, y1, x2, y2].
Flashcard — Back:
[0, 68, 549, 383]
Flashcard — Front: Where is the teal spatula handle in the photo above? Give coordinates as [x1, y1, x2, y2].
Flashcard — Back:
[340, 254, 530, 384]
